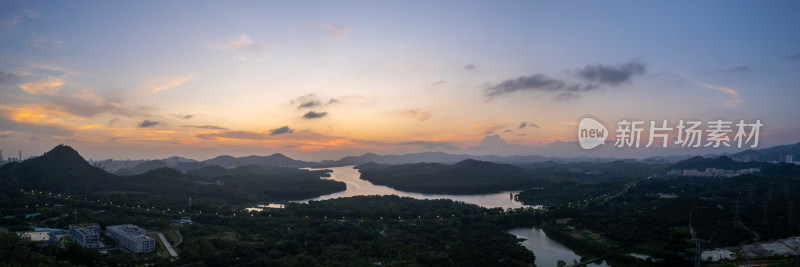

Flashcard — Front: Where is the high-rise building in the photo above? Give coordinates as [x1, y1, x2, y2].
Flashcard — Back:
[743, 152, 761, 162]
[106, 224, 155, 253]
[69, 224, 101, 248]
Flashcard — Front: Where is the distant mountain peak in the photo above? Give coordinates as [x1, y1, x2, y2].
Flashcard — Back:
[47, 144, 81, 155]
[41, 144, 88, 164]
[269, 153, 290, 158]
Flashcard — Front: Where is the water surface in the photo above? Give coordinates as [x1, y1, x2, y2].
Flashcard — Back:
[292, 166, 532, 209]
[508, 227, 611, 267]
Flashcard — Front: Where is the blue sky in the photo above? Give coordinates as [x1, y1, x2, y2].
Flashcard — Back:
[1, 1, 798, 160]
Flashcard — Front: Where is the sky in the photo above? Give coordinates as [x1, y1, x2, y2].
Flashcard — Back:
[1, 1, 799, 161]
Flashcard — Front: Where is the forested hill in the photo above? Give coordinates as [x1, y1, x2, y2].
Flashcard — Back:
[355, 159, 537, 194]
[0, 145, 345, 204]
[0, 145, 114, 196]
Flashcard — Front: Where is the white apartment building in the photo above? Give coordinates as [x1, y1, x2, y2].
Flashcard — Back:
[106, 224, 156, 253]
[69, 224, 101, 248]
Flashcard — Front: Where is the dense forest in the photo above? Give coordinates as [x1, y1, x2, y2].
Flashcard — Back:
[1, 192, 539, 266]
[4, 146, 800, 266]
[0, 145, 345, 206]
[356, 159, 539, 194]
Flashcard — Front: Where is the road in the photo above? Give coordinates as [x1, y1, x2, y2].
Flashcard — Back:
[157, 232, 178, 257]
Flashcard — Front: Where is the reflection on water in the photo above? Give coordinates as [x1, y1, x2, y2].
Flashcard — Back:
[250, 166, 602, 265]
[291, 166, 533, 209]
[245, 203, 285, 212]
[508, 227, 610, 267]
[626, 253, 652, 260]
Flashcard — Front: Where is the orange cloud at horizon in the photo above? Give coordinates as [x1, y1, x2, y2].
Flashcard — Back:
[18, 77, 63, 95]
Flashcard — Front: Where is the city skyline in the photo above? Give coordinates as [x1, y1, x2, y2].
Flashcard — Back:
[1, 1, 799, 161]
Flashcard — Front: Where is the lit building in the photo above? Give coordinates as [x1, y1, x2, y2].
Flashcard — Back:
[106, 224, 155, 253]
[69, 224, 101, 248]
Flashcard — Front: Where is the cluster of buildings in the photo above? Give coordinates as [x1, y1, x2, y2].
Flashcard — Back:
[0, 149, 36, 166]
[667, 168, 761, 177]
[64, 223, 155, 253]
[89, 157, 211, 173]
[779, 153, 795, 164]
[18, 221, 159, 255]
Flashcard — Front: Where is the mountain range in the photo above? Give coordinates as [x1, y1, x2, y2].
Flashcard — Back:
[44, 140, 800, 176]
[0, 145, 345, 203]
[731, 141, 800, 162]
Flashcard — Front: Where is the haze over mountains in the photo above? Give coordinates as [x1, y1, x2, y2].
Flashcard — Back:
[94, 141, 800, 175]
[0, 145, 345, 203]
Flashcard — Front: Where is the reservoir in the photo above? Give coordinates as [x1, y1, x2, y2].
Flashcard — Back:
[508, 227, 611, 267]
[292, 166, 533, 210]
[284, 166, 601, 266]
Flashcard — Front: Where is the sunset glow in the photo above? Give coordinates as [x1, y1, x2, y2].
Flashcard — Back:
[1, 1, 798, 161]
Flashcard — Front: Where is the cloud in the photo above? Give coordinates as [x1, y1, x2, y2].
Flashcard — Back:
[485, 73, 598, 99]
[24, 9, 40, 18]
[0, 108, 75, 136]
[504, 129, 513, 133]
[431, 81, 445, 86]
[270, 126, 293, 135]
[575, 61, 646, 85]
[29, 32, 64, 48]
[108, 118, 119, 126]
[555, 92, 581, 101]
[706, 66, 751, 74]
[298, 100, 321, 109]
[43, 90, 149, 117]
[0, 133, 8, 138]
[787, 54, 800, 61]
[195, 130, 269, 140]
[700, 82, 742, 107]
[479, 134, 507, 147]
[146, 74, 193, 94]
[323, 24, 350, 41]
[18, 76, 63, 95]
[138, 120, 160, 128]
[210, 34, 266, 52]
[292, 94, 321, 109]
[398, 108, 432, 121]
[173, 114, 194, 119]
[463, 64, 476, 70]
[0, 14, 21, 33]
[29, 136, 38, 141]
[6, 74, 149, 118]
[471, 123, 504, 135]
[292, 94, 339, 109]
[302, 111, 328, 119]
[0, 71, 19, 85]
[518, 122, 540, 129]
[398, 140, 456, 150]
[182, 125, 228, 130]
